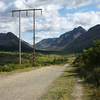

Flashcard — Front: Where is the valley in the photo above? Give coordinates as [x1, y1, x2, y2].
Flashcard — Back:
[0, 25, 100, 100]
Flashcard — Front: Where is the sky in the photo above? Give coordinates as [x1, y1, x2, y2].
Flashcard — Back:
[0, 0, 100, 44]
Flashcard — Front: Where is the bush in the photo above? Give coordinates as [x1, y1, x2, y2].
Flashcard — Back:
[73, 40, 100, 87]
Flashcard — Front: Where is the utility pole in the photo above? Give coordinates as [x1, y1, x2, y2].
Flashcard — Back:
[12, 9, 42, 65]
[19, 11, 21, 64]
[33, 10, 36, 65]
[12, 10, 21, 64]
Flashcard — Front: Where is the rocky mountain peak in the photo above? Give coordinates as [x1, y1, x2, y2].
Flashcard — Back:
[73, 26, 86, 33]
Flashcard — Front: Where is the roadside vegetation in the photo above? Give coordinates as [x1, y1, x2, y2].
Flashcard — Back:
[73, 40, 100, 100]
[0, 52, 68, 72]
[41, 66, 76, 100]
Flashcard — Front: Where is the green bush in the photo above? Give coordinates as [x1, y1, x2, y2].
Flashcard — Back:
[74, 40, 100, 87]
[73, 40, 100, 100]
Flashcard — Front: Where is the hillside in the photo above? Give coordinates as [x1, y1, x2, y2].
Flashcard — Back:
[36, 38, 57, 50]
[64, 24, 100, 53]
[1, 25, 100, 53]
[36, 26, 86, 50]
[0, 32, 33, 52]
[36, 24, 100, 54]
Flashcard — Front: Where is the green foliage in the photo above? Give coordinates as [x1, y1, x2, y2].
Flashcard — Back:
[0, 52, 68, 72]
[73, 40, 100, 100]
[73, 40, 100, 87]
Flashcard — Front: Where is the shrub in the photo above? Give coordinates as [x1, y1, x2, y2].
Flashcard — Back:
[74, 40, 100, 87]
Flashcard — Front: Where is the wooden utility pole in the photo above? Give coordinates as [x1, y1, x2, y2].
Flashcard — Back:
[19, 11, 21, 64]
[33, 10, 36, 64]
[12, 10, 21, 64]
[12, 9, 42, 65]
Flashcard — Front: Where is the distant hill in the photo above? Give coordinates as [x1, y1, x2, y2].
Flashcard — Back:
[0, 32, 33, 52]
[63, 24, 100, 53]
[36, 26, 86, 50]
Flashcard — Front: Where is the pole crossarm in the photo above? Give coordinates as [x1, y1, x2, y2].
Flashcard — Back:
[12, 9, 42, 17]
[12, 9, 42, 12]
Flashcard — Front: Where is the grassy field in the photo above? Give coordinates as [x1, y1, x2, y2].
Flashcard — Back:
[41, 66, 76, 100]
[0, 51, 71, 72]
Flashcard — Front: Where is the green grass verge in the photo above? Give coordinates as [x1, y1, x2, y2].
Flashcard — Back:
[41, 66, 76, 100]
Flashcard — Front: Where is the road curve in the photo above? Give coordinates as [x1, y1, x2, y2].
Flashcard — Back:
[0, 65, 68, 100]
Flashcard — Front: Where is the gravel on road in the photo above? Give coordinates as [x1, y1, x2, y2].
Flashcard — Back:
[0, 65, 68, 100]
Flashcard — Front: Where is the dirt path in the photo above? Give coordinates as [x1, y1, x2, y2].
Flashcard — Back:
[0, 65, 68, 100]
[71, 79, 84, 100]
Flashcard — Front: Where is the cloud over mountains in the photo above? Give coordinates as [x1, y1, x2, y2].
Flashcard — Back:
[0, 0, 100, 43]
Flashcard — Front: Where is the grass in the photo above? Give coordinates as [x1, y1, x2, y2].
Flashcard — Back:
[83, 83, 100, 100]
[41, 66, 76, 100]
[0, 51, 70, 72]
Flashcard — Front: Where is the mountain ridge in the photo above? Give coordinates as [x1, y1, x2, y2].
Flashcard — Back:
[64, 24, 100, 53]
[1, 24, 100, 54]
[36, 24, 100, 53]
[36, 26, 86, 50]
[0, 32, 33, 52]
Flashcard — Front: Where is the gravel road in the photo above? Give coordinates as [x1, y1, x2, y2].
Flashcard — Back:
[71, 79, 84, 100]
[0, 65, 68, 100]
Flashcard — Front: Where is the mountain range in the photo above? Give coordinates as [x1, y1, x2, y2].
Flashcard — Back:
[63, 24, 100, 53]
[36, 26, 86, 50]
[36, 24, 100, 53]
[0, 24, 100, 53]
[0, 32, 32, 52]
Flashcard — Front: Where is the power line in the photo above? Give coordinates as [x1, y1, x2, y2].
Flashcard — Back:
[12, 9, 42, 65]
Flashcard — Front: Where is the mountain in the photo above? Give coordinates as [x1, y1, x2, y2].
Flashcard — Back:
[0, 32, 33, 52]
[2, 24, 100, 53]
[36, 38, 57, 50]
[36, 26, 86, 50]
[63, 24, 100, 53]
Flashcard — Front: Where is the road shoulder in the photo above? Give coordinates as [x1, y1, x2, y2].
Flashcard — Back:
[41, 65, 76, 100]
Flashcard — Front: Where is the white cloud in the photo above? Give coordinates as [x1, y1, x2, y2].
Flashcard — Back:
[66, 11, 100, 29]
[14, 0, 27, 9]
[0, 1, 7, 12]
[0, 0, 100, 43]
[58, 0, 92, 9]
[35, 31, 59, 43]
[96, 0, 100, 2]
[97, 4, 100, 8]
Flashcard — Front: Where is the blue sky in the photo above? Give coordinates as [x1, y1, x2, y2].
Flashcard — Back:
[0, 0, 100, 44]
